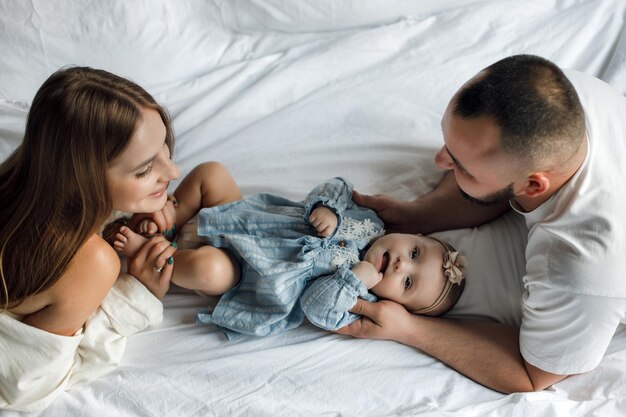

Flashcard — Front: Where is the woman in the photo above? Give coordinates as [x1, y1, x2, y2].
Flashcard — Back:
[0, 66, 181, 411]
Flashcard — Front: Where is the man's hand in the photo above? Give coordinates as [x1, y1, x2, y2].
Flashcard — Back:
[336, 298, 413, 344]
[351, 261, 382, 289]
[354, 172, 510, 235]
[309, 205, 338, 237]
[352, 191, 420, 234]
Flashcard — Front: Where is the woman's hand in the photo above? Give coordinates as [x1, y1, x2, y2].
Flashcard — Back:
[127, 236, 177, 299]
[309, 205, 338, 237]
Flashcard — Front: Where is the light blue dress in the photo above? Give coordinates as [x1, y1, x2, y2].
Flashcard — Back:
[196, 178, 384, 339]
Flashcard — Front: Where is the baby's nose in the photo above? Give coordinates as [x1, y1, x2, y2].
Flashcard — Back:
[394, 257, 405, 271]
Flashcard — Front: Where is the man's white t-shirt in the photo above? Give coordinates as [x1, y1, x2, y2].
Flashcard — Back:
[433, 210, 527, 328]
[513, 70, 626, 375]
[437, 69, 626, 376]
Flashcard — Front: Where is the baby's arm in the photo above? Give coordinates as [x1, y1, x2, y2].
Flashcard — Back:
[303, 177, 355, 237]
[300, 265, 377, 331]
[308, 205, 338, 237]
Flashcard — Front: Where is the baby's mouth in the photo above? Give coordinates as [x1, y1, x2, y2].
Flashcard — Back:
[380, 252, 389, 273]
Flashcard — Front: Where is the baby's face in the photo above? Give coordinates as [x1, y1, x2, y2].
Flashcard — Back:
[363, 233, 446, 311]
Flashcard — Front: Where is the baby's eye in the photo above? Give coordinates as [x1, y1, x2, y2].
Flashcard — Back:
[404, 276, 412, 289]
[410, 248, 419, 260]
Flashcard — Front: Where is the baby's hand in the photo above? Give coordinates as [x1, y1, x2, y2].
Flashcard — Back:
[137, 219, 159, 237]
[130, 196, 178, 238]
[351, 261, 383, 289]
[309, 205, 338, 237]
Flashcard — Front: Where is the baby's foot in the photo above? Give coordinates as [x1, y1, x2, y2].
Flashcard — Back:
[114, 226, 149, 258]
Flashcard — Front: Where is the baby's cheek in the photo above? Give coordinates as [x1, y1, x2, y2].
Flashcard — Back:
[370, 281, 390, 299]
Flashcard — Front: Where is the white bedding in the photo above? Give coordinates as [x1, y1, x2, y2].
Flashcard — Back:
[1, 0, 626, 415]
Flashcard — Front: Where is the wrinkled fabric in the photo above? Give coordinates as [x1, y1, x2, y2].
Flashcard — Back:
[0, 274, 162, 412]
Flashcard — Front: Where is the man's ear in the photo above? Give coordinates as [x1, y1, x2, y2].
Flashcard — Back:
[519, 172, 550, 198]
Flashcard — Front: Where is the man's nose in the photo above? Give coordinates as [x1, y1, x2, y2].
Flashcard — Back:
[434, 146, 454, 169]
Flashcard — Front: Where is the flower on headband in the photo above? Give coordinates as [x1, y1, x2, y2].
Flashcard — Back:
[443, 251, 467, 284]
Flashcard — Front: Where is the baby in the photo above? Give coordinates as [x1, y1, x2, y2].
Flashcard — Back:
[116, 177, 467, 339]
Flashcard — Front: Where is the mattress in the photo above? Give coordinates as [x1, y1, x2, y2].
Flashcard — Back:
[1, 0, 626, 415]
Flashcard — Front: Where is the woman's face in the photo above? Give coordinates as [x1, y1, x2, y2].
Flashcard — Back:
[363, 233, 446, 311]
[107, 107, 180, 213]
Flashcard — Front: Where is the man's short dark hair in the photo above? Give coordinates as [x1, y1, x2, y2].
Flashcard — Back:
[453, 54, 585, 168]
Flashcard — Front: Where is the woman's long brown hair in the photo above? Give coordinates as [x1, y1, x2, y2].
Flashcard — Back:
[0, 67, 174, 309]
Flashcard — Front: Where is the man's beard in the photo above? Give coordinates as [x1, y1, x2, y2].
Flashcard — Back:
[459, 183, 515, 206]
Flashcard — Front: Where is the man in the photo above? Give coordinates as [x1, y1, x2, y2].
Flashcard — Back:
[339, 54, 626, 393]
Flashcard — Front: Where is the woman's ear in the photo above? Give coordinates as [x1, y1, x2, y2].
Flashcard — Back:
[519, 172, 550, 198]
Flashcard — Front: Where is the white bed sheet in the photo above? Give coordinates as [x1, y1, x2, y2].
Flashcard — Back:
[1, 0, 626, 415]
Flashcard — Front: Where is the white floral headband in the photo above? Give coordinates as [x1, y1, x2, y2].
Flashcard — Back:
[413, 237, 467, 315]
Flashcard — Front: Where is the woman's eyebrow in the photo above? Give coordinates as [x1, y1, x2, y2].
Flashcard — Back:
[131, 154, 157, 171]
[131, 140, 166, 171]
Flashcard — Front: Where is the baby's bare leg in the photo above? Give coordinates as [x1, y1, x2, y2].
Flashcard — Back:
[117, 226, 239, 294]
[172, 162, 242, 227]
[133, 162, 241, 293]
[171, 246, 240, 295]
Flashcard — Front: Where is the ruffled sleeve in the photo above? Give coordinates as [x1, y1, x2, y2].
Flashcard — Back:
[300, 264, 377, 331]
[302, 177, 355, 227]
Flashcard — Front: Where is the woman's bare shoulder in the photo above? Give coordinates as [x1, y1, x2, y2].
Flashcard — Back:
[50, 234, 121, 309]
[20, 234, 121, 335]
[78, 234, 122, 273]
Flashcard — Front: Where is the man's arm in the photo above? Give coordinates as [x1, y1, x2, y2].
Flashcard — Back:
[354, 171, 510, 234]
[337, 299, 568, 393]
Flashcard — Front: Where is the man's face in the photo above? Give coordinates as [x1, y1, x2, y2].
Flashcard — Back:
[459, 183, 515, 207]
[434, 100, 520, 205]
